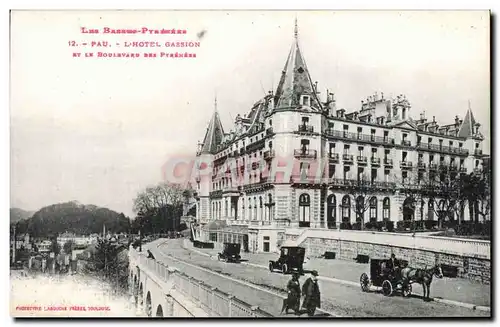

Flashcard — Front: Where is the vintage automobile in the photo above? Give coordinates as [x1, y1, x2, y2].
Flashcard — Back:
[360, 258, 411, 297]
[269, 246, 306, 274]
[218, 243, 242, 263]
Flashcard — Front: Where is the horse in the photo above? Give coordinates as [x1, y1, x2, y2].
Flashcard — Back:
[400, 264, 444, 301]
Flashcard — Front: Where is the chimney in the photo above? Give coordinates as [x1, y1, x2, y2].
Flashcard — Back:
[433, 116, 436, 123]
[455, 115, 460, 125]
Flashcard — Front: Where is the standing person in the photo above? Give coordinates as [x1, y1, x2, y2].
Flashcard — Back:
[283, 272, 301, 315]
[302, 270, 321, 316]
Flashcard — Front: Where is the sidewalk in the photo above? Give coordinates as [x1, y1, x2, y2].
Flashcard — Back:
[183, 240, 490, 307]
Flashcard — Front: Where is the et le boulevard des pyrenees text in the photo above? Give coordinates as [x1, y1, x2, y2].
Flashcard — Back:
[69, 27, 202, 59]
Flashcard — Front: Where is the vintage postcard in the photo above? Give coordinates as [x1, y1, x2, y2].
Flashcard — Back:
[10, 10, 491, 318]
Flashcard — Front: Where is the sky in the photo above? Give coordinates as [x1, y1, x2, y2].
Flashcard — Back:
[10, 10, 490, 217]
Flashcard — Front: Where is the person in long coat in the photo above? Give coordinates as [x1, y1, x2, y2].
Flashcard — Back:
[302, 270, 321, 316]
[285, 273, 301, 314]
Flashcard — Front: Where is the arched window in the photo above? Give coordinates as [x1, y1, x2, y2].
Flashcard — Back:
[248, 197, 252, 220]
[369, 197, 377, 222]
[383, 197, 390, 221]
[341, 195, 351, 223]
[253, 196, 257, 220]
[327, 194, 336, 229]
[299, 193, 311, 227]
[259, 196, 263, 221]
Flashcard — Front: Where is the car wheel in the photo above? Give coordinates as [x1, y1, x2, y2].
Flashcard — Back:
[282, 264, 288, 274]
[269, 262, 274, 272]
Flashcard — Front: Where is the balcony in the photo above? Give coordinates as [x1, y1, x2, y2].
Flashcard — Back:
[401, 140, 412, 147]
[266, 127, 274, 136]
[294, 149, 317, 159]
[291, 174, 316, 184]
[417, 143, 469, 156]
[209, 190, 223, 198]
[438, 164, 448, 171]
[473, 168, 483, 174]
[459, 166, 467, 173]
[263, 150, 275, 161]
[297, 124, 314, 134]
[357, 156, 368, 165]
[449, 164, 458, 172]
[371, 157, 381, 166]
[417, 162, 426, 170]
[383, 158, 393, 167]
[429, 163, 438, 170]
[400, 161, 413, 169]
[474, 149, 483, 155]
[324, 129, 395, 146]
[342, 154, 354, 164]
[330, 178, 397, 190]
[329, 152, 340, 163]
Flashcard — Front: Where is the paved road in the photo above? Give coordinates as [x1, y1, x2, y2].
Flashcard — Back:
[184, 242, 491, 307]
[144, 241, 313, 317]
[148, 239, 488, 318]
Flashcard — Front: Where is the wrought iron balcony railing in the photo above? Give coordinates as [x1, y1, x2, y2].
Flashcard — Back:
[297, 124, 314, 133]
[293, 149, 317, 159]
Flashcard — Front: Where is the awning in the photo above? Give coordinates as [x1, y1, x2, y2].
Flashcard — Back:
[202, 220, 227, 231]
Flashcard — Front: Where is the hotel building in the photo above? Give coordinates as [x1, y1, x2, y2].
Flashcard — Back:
[192, 22, 487, 253]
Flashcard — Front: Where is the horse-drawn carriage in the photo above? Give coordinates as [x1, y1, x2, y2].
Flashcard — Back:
[359, 258, 412, 297]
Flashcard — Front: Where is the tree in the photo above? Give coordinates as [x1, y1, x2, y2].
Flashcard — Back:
[133, 182, 187, 234]
[50, 238, 61, 255]
[86, 238, 129, 291]
[422, 167, 468, 228]
[63, 240, 75, 255]
[344, 176, 373, 230]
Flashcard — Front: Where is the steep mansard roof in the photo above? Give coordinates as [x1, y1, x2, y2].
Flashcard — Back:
[200, 108, 225, 154]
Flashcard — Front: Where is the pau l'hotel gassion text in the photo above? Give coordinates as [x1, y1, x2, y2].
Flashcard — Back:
[69, 27, 201, 58]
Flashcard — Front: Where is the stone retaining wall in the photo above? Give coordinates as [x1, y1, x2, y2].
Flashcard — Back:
[290, 235, 490, 284]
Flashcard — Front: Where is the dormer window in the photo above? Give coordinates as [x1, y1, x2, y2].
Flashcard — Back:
[301, 95, 311, 106]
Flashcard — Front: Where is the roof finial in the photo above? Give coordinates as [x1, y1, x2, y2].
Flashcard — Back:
[214, 92, 218, 112]
[294, 16, 298, 39]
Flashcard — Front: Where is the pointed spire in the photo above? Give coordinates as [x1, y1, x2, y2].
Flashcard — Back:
[273, 19, 322, 111]
[200, 98, 225, 154]
[458, 101, 478, 138]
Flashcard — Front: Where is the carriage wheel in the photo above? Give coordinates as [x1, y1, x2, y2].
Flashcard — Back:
[282, 264, 288, 274]
[269, 262, 274, 272]
[360, 273, 370, 292]
[382, 280, 393, 296]
[402, 283, 412, 297]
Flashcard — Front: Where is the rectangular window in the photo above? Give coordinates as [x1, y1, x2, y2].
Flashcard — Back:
[402, 152, 408, 162]
[329, 164, 336, 178]
[329, 143, 336, 154]
[301, 95, 311, 106]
